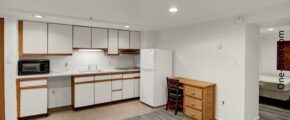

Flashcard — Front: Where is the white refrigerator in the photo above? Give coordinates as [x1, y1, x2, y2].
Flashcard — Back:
[140, 49, 172, 107]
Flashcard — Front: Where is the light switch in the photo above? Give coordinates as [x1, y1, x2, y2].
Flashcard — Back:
[6, 57, 13, 64]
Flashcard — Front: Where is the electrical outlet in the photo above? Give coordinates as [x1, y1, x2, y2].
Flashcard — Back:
[64, 62, 68, 67]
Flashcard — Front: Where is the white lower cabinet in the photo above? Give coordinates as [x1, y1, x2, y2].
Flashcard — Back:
[134, 79, 140, 97]
[74, 83, 95, 108]
[95, 81, 112, 104]
[20, 88, 47, 117]
[112, 80, 122, 90]
[123, 79, 135, 99]
[18, 78, 48, 118]
[72, 71, 140, 109]
[112, 90, 123, 101]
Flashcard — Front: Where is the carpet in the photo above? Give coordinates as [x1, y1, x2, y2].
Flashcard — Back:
[124, 110, 190, 120]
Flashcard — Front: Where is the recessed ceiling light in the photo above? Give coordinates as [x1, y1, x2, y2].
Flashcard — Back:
[267, 28, 274, 31]
[34, 14, 44, 19]
[169, 7, 178, 13]
[124, 25, 130, 28]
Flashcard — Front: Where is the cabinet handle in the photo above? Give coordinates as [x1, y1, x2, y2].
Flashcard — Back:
[191, 102, 195, 106]
[191, 91, 195, 95]
[191, 113, 195, 117]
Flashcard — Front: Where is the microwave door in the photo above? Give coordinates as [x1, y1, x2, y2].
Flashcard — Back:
[22, 63, 41, 72]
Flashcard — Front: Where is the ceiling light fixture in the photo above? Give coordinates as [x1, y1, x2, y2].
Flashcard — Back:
[78, 49, 102, 52]
[267, 28, 274, 31]
[124, 25, 130, 28]
[34, 14, 44, 19]
[169, 7, 178, 13]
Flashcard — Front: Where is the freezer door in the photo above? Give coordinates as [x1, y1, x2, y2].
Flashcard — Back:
[140, 69, 155, 106]
[141, 49, 155, 70]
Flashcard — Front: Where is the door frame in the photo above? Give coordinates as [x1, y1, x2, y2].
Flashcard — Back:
[0, 18, 5, 120]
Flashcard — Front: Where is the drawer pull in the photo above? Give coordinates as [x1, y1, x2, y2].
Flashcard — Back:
[191, 102, 195, 106]
[191, 91, 195, 95]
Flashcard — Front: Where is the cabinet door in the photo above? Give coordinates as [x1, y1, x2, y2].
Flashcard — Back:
[95, 81, 112, 104]
[112, 91, 122, 101]
[123, 79, 134, 99]
[118, 30, 129, 49]
[134, 79, 140, 97]
[129, 31, 140, 49]
[22, 21, 47, 54]
[92, 28, 108, 49]
[108, 29, 118, 54]
[112, 80, 122, 90]
[74, 83, 94, 108]
[20, 88, 47, 117]
[73, 26, 91, 48]
[48, 24, 73, 54]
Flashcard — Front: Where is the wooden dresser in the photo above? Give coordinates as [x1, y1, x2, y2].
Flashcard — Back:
[174, 77, 216, 120]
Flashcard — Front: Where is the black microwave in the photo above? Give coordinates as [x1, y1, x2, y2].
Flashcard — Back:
[18, 59, 50, 75]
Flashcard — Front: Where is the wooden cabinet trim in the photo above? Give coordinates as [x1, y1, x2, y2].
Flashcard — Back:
[111, 78, 123, 81]
[123, 77, 140, 80]
[94, 79, 111, 83]
[74, 81, 95, 85]
[18, 20, 23, 56]
[18, 77, 48, 81]
[20, 85, 47, 90]
[0, 18, 4, 120]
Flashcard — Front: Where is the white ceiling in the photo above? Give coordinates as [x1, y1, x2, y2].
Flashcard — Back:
[0, 0, 288, 30]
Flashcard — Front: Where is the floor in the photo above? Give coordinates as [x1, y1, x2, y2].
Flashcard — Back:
[33, 100, 184, 120]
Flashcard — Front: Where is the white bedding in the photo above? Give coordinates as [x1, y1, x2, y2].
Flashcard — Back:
[259, 74, 290, 92]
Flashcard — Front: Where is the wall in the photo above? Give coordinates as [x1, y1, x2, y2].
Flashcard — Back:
[260, 29, 290, 76]
[147, 18, 249, 120]
[244, 25, 259, 120]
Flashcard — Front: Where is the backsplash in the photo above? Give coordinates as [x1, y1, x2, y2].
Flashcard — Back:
[20, 51, 140, 72]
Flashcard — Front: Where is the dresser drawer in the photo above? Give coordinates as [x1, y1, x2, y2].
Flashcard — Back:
[184, 96, 202, 110]
[184, 86, 203, 99]
[184, 107, 202, 120]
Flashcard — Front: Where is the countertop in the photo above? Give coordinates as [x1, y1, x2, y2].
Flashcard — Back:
[17, 68, 140, 79]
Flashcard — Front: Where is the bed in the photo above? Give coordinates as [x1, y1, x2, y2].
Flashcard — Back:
[259, 74, 290, 101]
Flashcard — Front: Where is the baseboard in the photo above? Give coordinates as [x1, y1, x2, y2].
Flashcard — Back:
[214, 116, 260, 120]
[215, 117, 224, 120]
[18, 113, 48, 120]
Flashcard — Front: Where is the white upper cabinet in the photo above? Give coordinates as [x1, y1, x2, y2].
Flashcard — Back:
[73, 26, 91, 48]
[118, 30, 130, 49]
[130, 31, 141, 49]
[108, 29, 118, 54]
[22, 21, 48, 54]
[48, 24, 73, 54]
[92, 28, 108, 49]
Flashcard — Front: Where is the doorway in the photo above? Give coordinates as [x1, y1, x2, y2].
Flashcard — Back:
[0, 18, 5, 120]
[258, 18, 290, 120]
